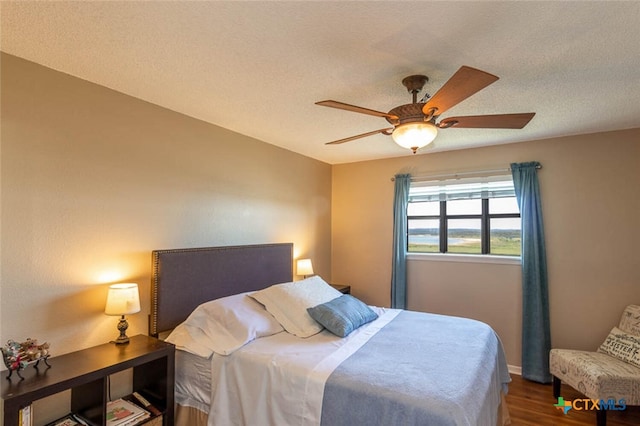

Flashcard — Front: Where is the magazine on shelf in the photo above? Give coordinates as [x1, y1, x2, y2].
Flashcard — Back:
[48, 418, 79, 426]
[120, 412, 151, 426]
[52, 420, 79, 426]
[46, 413, 90, 426]
[106, 398, 150, 426]
[20, 405, 32, 426]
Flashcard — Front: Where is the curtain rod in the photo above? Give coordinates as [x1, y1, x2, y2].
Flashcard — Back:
[390, 164, 542, 182]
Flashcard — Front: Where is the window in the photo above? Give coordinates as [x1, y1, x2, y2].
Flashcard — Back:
[407, 175, 521, 256]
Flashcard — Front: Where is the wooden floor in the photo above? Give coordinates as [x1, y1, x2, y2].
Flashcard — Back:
[506, 374, 640, 425]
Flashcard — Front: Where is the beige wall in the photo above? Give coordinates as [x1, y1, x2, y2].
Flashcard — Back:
[332, 128, 640, 367]
[0, 54, 332, 360]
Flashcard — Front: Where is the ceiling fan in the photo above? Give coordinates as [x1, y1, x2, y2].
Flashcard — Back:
[316, 66, 535, 154]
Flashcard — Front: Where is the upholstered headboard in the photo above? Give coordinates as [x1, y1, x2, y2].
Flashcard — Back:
[149, 243, 293, 336]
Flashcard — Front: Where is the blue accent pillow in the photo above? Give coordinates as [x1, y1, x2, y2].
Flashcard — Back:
[307, 295, 378, 337]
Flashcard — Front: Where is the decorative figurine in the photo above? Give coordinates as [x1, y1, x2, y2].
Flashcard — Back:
[2, 338, 51, 380]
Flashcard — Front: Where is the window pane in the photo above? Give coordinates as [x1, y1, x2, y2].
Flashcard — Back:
[490, 218, 521, 256]
[408, 219, 439, 253]
[489, 197, 519, 214]
[447, 219, 481, 254]
[408, 201, 439, 216]
[447, 199, 481, 215]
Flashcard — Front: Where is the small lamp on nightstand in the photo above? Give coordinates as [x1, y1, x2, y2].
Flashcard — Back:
[105, 283, 141, 344]
[296, 258, 314, 279]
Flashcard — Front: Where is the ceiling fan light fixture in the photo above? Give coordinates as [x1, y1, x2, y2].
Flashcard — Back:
[391, 121, 438, 154]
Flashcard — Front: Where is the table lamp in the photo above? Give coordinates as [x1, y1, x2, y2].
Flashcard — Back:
[296, 258, 314, 279]
[105, 283, 141, 344]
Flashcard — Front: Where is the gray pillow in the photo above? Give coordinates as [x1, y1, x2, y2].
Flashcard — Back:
[307, 295, 378, 337]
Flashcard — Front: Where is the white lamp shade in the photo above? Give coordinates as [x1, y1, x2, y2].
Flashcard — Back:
[391, 121, 438, 151]
[105, 283, 141, 316]
[296, 258, 314, 276]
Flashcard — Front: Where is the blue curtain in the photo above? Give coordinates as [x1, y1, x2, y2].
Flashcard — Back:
[511, 162, 551, 383]
[391, 174, 411, 309]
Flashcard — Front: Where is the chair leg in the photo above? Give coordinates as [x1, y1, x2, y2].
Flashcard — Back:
[552, 375, 561, 398]
[596, 409, 606, 426]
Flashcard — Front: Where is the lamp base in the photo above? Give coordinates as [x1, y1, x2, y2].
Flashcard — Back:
[111, 315, 130, 345]
[112, 335, 130, 345]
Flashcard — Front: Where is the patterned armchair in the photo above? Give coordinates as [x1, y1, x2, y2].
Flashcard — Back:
[550, 304, 640, 426]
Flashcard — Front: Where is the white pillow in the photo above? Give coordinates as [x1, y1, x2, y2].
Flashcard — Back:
[250, 276, 342, 338]
[166, 292, 284, 357]
[165, 323, 217, 358]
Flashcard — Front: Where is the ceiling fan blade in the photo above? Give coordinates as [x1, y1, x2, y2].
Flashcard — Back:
[325, 128, 394, 145]
[423, 66, 499, 117]
[438, 113, 536, 129]
[316, 100, 399, 120]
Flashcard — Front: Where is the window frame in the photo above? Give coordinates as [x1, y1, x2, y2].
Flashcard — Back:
[407, 180, 521, 257]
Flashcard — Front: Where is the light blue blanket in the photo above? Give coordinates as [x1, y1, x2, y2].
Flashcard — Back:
[320, 311, 510, 426]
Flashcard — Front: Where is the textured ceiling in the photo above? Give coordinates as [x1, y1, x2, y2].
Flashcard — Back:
[2, 1, 639, 164]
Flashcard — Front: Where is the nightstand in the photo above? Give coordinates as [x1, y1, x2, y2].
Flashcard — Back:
[331, 284, 351, 294]
[1, 334, 175, 426]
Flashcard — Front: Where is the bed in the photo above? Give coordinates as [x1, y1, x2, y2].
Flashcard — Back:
[150, 243, 511, 426]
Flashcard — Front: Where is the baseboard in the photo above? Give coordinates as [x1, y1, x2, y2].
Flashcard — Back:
[508, 364, 522, 375]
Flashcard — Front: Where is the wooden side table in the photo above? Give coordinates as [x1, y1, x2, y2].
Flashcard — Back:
[1, 334, 175, 426]
[330, 284, 351, 294]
